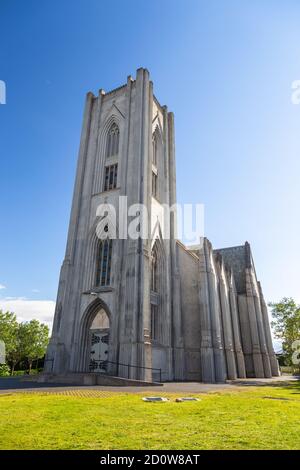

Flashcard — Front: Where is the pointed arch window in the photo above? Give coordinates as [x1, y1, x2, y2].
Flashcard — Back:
[96, 238, 113, 287]
[103, 123, 119, 192]
[106, 123, 119, 159]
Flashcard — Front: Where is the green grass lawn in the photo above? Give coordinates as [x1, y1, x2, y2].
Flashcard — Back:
[0, 381, 299, 450]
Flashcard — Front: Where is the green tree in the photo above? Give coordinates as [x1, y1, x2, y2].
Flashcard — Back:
[0, 310, 18, 355]
[0, 310, 21, 374]
[18, 320, 49, 373]
[269, 297, 300, 366]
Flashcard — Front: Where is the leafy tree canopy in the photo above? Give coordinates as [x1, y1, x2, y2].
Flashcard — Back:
[0, 311, 49, 373]
[269, 297, 300, 366]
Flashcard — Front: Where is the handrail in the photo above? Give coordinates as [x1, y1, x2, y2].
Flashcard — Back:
[44, 357, 163, 382]
[89, 359, 163, 383]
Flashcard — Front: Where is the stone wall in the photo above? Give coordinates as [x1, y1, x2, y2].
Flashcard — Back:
[177, 242, 201, 381]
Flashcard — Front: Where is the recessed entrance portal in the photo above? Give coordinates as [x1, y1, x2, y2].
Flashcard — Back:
[89, 308, 110, 373]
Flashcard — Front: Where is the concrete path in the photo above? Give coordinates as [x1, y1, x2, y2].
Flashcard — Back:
[0, 375, 298, 395]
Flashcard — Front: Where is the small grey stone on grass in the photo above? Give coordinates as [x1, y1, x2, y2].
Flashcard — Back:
[263, 396, 290, 401]
[175, 397, 200, 402]
[142, 397, 169, 402]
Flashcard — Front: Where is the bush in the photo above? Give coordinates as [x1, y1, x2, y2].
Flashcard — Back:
[280, 365, 300, 375]
[11, 368, 43, 376]
[28, 368, 41, 375]
[0, 364, 10, 376]
[11, 370, 28, 376]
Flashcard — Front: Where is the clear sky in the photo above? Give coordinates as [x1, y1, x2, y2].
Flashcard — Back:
[0, 0, 300, 331]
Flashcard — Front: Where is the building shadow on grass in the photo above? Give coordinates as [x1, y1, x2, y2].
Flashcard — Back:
[232, 377, 300, 394]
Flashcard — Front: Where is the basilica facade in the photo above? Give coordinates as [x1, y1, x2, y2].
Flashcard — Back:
[45, 69, 279, 383]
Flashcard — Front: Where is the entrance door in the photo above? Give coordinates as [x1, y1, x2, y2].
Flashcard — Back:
[89, 330, 109, 373]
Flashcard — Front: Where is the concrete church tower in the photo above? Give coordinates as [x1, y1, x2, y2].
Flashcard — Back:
[45, 68, 180, 381]
[45, 69, 279, 383]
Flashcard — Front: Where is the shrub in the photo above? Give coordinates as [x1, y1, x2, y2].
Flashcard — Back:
[11, 370, 27, 376]
[0, 364, 10, 376]
[280, 365, 300, 376]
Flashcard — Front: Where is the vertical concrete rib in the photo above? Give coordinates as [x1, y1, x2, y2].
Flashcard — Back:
[228, 270, 246, 378]
[217, 257, 237, 380]
[258, 282, 280, 376]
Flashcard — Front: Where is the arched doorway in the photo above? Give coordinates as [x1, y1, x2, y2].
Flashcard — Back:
[77, 299, 111, 373]
[89, 309, 110, 373]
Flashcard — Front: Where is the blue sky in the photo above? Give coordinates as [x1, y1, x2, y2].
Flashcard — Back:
[0, 0, 300, 330]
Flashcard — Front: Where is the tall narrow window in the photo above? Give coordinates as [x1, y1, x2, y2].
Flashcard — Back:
[104, 163, 118, 191]
[152, 129, 160, 199]
[152, 171, 157, 198]
[152, 134, 158, 166]
[106, 123, 119, 158]
[151, 305, 158, 340]
[151, 250, 157, 291]
[96, 239, 112, 287]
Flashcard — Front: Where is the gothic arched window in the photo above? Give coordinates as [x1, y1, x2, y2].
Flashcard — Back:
[103, 123, 119, 192]
[96, 239, 113, 287]
[106, 123, 119, 159]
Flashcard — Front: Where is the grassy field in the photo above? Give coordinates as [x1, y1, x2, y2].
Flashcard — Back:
[0, 381, 299, 450]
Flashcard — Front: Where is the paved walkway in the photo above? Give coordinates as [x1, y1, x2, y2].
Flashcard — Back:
[0, 375, 298, 395]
